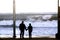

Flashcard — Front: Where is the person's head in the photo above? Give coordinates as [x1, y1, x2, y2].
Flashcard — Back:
[29, 23, 31, 26]
[22, 21, 24, 24]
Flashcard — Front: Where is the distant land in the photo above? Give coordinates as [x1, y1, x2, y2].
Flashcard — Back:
[0, 13, 58, 21]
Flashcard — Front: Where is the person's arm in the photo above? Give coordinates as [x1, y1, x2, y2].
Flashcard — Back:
[26, 26, 29, 31]
[19, 24, 21, 30]
[31, 26, 33, 32]
[26, 27, 28, 31]
[24, 24, 26, 29]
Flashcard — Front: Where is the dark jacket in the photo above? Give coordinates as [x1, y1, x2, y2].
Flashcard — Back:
[19, 23, 26, 31]
[28, 25, 33, 32]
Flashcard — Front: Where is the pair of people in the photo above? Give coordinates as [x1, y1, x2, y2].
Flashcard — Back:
[19, 21, 33, 38]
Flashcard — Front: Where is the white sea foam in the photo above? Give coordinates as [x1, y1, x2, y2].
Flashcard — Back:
[0, 20, 57, 27]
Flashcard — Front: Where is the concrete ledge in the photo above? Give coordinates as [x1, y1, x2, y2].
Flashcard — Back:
[0, 38, 57, 40]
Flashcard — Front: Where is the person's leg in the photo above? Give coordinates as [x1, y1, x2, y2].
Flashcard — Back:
[29, 32, 32, 38]
[22, 31, 24, 38]
[20, 31, 22, 38]
[21, 31, 23, 38]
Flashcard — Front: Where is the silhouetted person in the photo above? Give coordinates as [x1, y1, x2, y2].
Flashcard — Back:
[27, 23, 33, 38]
[19, 21, 26, 38]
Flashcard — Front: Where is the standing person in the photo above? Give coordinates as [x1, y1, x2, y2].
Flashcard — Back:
[27, 23, 33, 38]
[19, 21, 26, 38]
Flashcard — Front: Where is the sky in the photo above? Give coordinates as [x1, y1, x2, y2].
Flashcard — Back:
[0, 0, 58, 14]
